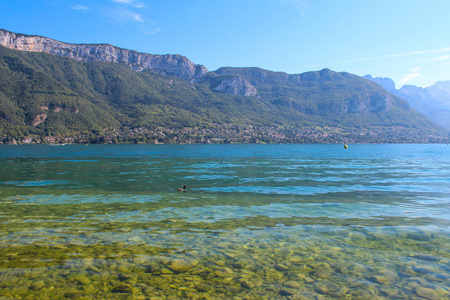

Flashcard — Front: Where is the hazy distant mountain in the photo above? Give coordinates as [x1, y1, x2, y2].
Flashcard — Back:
[0, 29, 446, 143]
[363, 75, 397, 92]
[364, 75, 450, 130]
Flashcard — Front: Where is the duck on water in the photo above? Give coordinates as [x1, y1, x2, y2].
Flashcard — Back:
[177, 186, 187, 192]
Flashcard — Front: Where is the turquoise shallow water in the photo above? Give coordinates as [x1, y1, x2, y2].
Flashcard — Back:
[0, 144, 449, 299]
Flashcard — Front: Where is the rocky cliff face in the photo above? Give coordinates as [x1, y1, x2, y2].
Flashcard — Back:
[0, 29, 208, 82]
[346, 92, 393, 114]
[212, 75, 259, 97]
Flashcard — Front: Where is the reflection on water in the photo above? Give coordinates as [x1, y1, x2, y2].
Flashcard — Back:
[0, 144, 449, 299]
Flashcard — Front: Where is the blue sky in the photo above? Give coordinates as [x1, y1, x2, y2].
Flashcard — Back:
[1, 0, 449, 88]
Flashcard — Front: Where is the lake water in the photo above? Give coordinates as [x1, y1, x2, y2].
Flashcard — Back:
[0, 144, 449, 299]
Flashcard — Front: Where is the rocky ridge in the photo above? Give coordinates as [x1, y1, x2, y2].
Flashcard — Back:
[0, 29, 260, 96]
[0, 29, 208, 82]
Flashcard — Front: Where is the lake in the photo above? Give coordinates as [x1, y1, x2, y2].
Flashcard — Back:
[0, 144, 449, 299]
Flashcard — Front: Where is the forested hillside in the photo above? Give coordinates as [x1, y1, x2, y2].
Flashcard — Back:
[0, 44, 447, 144]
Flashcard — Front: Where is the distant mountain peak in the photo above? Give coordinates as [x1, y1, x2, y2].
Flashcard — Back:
[365, 74, 450, 130]
[363, 75, 396, 91]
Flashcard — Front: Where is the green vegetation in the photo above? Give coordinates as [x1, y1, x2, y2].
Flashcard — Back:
[215, 67, 445, 132]
[0, 46, 447, 144]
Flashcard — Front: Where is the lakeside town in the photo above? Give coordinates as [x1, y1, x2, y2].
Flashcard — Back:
[2, 124, 448, 145]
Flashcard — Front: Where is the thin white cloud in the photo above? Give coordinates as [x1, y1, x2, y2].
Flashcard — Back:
[71, 4, 90, 11]
[435, 54, 450, 61]
[104, 7, 144, 23]
[104, 0, 146, 23]
[334, 47, 450, 65]
[85, 0, 159, 34]
[144, 28, 161, 35]
[279, 0, 311, 16]
[111, 0, 145, 8]
[401, 69, 422, 85]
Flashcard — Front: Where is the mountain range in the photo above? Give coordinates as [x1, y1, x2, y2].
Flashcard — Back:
[0, 29, 447, 144]
[364, 75, 450, 130]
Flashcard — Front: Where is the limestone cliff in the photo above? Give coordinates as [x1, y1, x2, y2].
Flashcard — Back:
[0, 29, 208, 82]
[212, 75, 259, 97]
[363, 75, 396, 92]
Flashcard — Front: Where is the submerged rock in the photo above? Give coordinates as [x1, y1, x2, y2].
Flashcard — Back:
[314, 283, 328, 294]
[112, 283, 134, 293]
[167, 258, 198, 273]
[284, 280, 301, 288]
[413, 287, 440, 300]
[240, 280, 255, 289]
[279, 288, 296, 296]
[30, 280, 45, 290]
[407, 233, 432, 241]
[274, 264, 290, 272]
[410, 254, 441, 262]
[64, 292, 83, 299]
[214, 267, 234, 278]
[412, 265, 435, 275]
[370, 274, 395, 285]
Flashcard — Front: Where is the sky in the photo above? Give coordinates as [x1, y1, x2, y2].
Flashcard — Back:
[1, 0, 449, 88]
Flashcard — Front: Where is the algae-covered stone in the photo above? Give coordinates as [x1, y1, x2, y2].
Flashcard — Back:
[274, 264, 289, 272]
[284, 280, 301, 288]
[410, 254, 440, 262]
[221, 277, 234, 284]
[83, 284, 97, 294]
[64, 292, 83, 299]
[412, 265, 435, 274]
[118, 273, 135, 282]
[289, 256, 302, 264]
[86, 266, 101, 273]
[348, 231, 367, 240]
[112, 283, 134, 293]
[117, 264, 132, 273]
[323, 283, 342, 296]
[304, 276, 315, 283]
[30, 280, 45, 290]
[380, 288, 400, 297]
[215, 267, 234, 278]
[73, 275, 92, 285]
[265, 269, 284, 280]
[240, 280, 255, 289]
[132, 256, 147, 265]
[350, 289, 372, 299]
[347, 279, 365, 288]
[168, 258, 198, 273]
[279, 288, 296, 296]
[407, 232, 431, 241]
[413, 287, 440, 300]
[223, 252, 238, 259]
[314, 269, 331, 279]
[314, 283, 328, 294]
[370, 275, 394, 285]
[145, 263, 161, 273]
